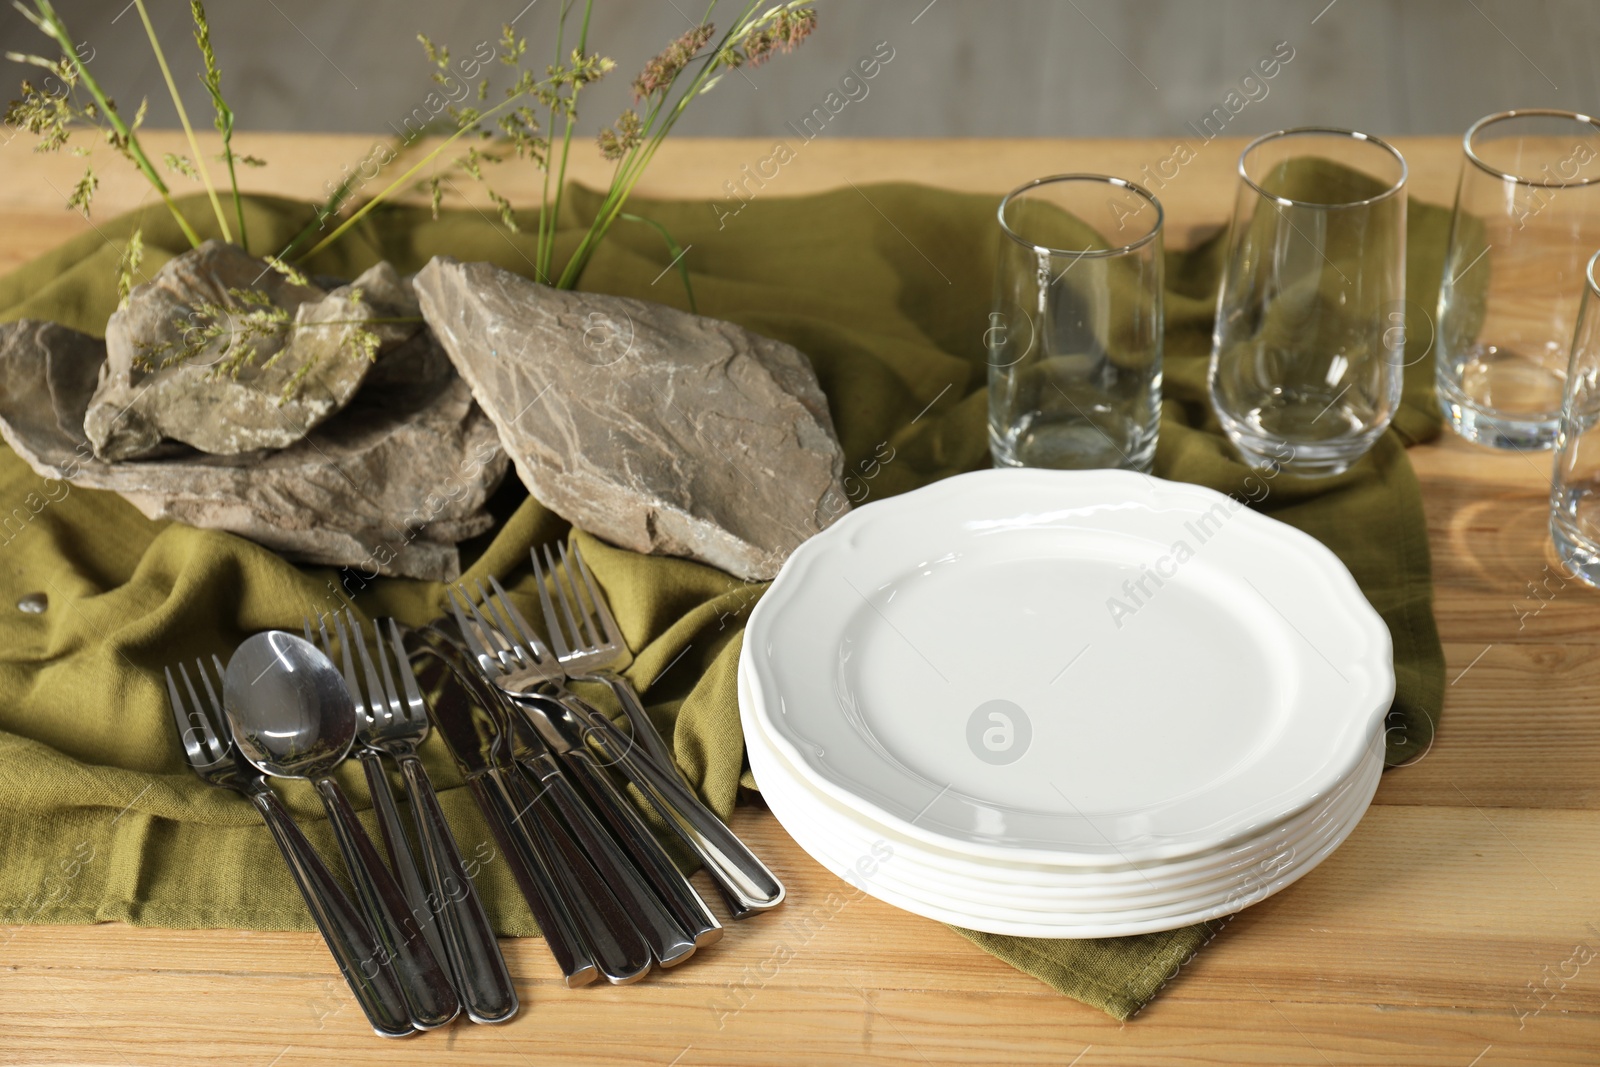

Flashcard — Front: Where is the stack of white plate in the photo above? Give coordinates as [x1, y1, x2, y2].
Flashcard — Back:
[738, 468, 1394, 938]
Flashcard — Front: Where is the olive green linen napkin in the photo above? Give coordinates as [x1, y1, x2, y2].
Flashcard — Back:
[0, 167, 1444, 1022]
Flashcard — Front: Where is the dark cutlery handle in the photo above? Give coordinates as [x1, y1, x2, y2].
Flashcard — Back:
[571, 699, 786, 916]
[557, 744, 722, 950]
[245, 787, 413, 1039]
[398, 753, 519, 1023]
[468, 772, 597, 988]
[498, 764, 653, 984]
[359, 751, 450, 977]
[316, 778, 461, 1029]
[520, 750, 700, 967]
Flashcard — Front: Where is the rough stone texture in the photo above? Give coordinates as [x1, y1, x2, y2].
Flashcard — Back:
[85, 242, 420, 461]
[414, 256, 847, 580]
[0, 319, 507, 580]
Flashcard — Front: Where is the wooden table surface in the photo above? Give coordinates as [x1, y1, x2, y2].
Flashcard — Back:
[2, 132, 1597, 1067]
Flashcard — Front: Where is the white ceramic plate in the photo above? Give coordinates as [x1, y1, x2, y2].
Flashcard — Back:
[741, 658, 1383, 890]
[744, 670, 1384, 910]
[743, 468, 1394, 865]
[752, 713, 1381, 917]
[759, 737, 1383, 937]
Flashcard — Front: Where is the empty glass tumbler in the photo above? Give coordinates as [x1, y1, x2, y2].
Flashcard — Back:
[1550, 251, 1600, 587]
[1437, 109, 1600, 450]
[988, 174, 1164, 472]
[1209, 128, 1408, 477]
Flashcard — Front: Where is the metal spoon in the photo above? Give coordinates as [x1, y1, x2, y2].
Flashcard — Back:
[224, 631, 459, 1031]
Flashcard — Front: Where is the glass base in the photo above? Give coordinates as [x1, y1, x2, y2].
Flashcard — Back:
[1217, 416, 1385, 477]
[1551, 514, 1600, 590]
[1228, 438, 1356, 478]
[1436, 358, 1561, 450]
[1438, 394, 1560, 450]
[989, 416, 1157, 474]
[1212, 386, 1388, 478]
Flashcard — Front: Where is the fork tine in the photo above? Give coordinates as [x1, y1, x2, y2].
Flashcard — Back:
[362, 612, 404, 721]
[304, 615, 328, 661]
[209, 654, 231, 713]
[326, 612, 370, 724]
[486, 574, 550, 663]
[166, 666, 206, 766]
[529, 547, 573, 659]
[566, 541, 617, 650]
[344, 611, 395, 723]
[195, 657, 236, 763]
[555, 541, 603, 651]
[446, 585, 501, 672]
[473, 579, 537, 671]
[385, 619, 425, 721]
[472, 578, 528, 671]
[178, 661, 224, 764]
[463, 583, 514, 669]
[543, 543, 589, 655]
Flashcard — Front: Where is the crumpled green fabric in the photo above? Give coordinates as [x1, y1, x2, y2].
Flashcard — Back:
[0, 167, 1444, 1021]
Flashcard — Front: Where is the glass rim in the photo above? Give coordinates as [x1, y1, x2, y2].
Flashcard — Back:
[1464, 108, 1600, 188]
[1236, 126, 1408, 210]
[1588, 249, 1600, 299]
[996, 173, 1164, 258]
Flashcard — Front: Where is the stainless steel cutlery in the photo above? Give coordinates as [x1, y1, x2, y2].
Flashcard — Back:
[223, 631, 460, 1032]
[161, 545, 785, 1036]
[315, 613, 518, 1025]
[166, 657, 415, 1039]
[453, 551, 786, 917]
[406, 628, 601, 989]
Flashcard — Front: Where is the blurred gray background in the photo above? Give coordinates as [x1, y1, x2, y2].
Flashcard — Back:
[2, 0, 1596, 139]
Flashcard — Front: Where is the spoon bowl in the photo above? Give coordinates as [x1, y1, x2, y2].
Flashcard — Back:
[224, 631, 356, 778]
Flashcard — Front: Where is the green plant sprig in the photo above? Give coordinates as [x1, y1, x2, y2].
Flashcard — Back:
[6, 0, 202, 246]
[298, 67, 568, 262]
[192, 0, 256, 253]
[559, 1, 814, 289]
[132, 0, 232, 244]
[415, 15, 613, 281]
[541, 0, 599, 281]
[423, 0, 812, 293]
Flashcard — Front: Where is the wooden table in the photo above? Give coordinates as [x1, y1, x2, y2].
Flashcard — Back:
[3, 133, 1597, 1067]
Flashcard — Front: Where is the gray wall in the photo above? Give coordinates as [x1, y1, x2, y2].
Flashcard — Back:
[2, 1, 1597, 140]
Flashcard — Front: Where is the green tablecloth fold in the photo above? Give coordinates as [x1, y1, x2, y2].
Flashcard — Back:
[0, 172, 1444, 1022]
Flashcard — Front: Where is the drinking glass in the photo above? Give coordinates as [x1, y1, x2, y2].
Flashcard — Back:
[1437, 109, 1600, 450]
[1550, 250, 1600, 587]
[1209, 128, 1408, 477]
[988, 174, 1164, 472]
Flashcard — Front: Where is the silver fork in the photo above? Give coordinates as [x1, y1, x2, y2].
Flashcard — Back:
[165, 657, 413, 1039]
[533, 542, 677, 778]
[305, 616, 447, 988]
[463, 571, 785, 918]
[315, 612, 519, 1025]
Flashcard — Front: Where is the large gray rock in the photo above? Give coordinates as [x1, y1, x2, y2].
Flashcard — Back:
[85, 241, 420, 461]
[0, 319, 507, 580]
[414, 256, 847, 580]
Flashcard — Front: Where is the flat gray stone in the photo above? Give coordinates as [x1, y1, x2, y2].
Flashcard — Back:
[85, 242, 420, 461]
[0, 319, 507, 580]
[414, 255, 847, 580]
